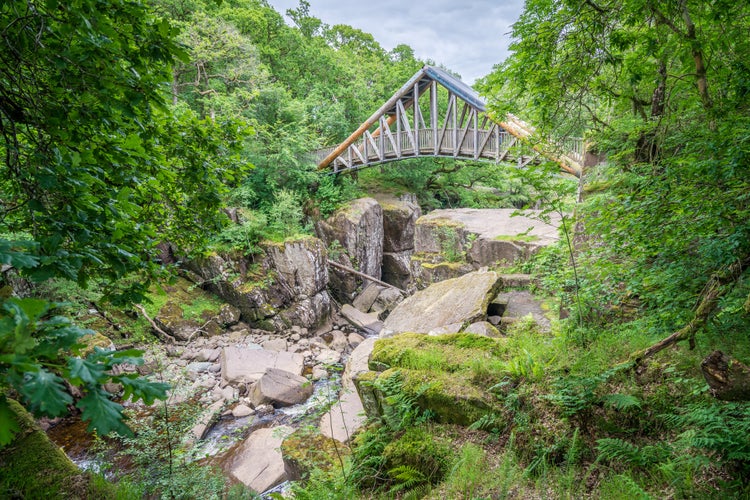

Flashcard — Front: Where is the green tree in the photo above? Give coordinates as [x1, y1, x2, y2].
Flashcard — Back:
[480, 0, 750, 339]
[0, 0, 247, 443]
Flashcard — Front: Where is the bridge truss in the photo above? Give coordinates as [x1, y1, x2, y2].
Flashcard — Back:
[316, 65, 585, 177]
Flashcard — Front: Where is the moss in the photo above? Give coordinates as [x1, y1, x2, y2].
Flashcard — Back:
[281, 429, 349, 480]
[143, 277, 222, 320]
[0, 399, 119, 499]
[420, 261, 467, 270]
[400, 369, 493, 426]
[419, 216, 465, 229]
[371, 333, 507, 372]
[365, 334, 511, 426]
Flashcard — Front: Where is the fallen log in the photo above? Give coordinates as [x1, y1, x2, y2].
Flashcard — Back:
[327, 259, 406, 294]
[701, 350, 750, 401]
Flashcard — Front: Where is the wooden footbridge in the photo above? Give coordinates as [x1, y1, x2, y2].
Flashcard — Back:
[315, 65, 585, 177]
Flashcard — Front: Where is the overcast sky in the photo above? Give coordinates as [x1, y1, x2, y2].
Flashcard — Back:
[264, 0, 525, 85]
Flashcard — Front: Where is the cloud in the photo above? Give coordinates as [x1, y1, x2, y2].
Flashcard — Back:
[265, 0, 524, 85]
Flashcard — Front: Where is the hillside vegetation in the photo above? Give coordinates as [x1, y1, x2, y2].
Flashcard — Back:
[1, 0, 749, 498]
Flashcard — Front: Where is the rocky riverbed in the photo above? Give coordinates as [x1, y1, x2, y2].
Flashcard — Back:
[43, 197, 564, 496]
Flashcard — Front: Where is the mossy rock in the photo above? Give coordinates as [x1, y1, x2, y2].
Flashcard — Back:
[382, 426, 452, 484]
[281, 429, 349, 480]
[362, 334, 509, 426]
[0, 399, 118, 499]
[370, 333, 507, 372]
[397, 368, 494, 426]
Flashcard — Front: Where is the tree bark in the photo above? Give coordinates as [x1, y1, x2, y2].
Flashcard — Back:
[701, 350, 750, 401]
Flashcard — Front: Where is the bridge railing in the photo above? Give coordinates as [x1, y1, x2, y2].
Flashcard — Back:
[317, 130, 584, 170]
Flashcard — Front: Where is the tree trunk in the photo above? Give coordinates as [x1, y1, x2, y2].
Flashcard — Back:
[701, 350, 750, 401]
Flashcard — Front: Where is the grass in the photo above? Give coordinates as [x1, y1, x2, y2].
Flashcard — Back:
[141, 277, 223, 321]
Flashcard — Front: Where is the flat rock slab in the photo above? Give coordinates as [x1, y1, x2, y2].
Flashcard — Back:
[341, 304, 383, 336]
[320, 337, 376, 442]
[226, 426, 293, 494]
[418, 209, 560, 245]
[319, 386, 366, 443]
[221, 347, 304, 384]
[250, 368, 313, 407]
[383, 270, 500, 336]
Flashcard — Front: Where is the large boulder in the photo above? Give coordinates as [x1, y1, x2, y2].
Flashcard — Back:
[416, 208, 560, 266]
[409, 209, 562, 287]
[381, 197, 421, 254]
[225, 426, 294, 494]
[354, 334, 505, 426]
[221, 347, 305, 385]
[249, 368, 313, 407]
[316, 198, 384, 301]
[490, 291, 552, 332]
[382, 270, 501, 336]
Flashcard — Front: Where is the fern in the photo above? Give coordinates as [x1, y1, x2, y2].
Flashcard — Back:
[387, 465, 428, 494]
[469, 412, 506, 433]
[596, 438, 671, 468]
[611, 474, 654, 500]
[662, 401, 750, 470]
[602, 393, 641, 411]
[373, 371, 433, 431]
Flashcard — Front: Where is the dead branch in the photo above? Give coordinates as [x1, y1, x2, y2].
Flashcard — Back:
[632, 256, 750, 365]
[134, 304, 176, 344]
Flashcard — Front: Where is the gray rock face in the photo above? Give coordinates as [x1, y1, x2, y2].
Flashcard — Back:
[382, 252, 413, 290]
[380, 198, 420, 289]
[249, 368, 313, 407]
[265, 238, 328, 296]
[221, 347, 304, 384]
[381, 198, 421, 253]
[217, 303, 241, 327]
[278, 291, 332, 330]
[185, 237, 332, 332]
[226, 426, 294, 494]
[382, 270, 501, 336]
[316, 198, 383, 300]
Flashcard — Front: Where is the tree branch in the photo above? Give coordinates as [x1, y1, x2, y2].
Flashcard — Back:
[632, 256, 750, 365]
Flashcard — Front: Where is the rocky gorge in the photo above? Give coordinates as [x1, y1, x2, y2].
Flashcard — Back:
[40, 196, 563, 496]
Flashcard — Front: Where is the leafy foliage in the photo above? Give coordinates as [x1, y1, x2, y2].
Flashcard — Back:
[0, 298, 167, 444]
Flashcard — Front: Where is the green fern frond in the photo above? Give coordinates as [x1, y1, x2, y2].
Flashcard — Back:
[388, 465, 427, 493]
[612, 474, 653, 500]
[602, 393, 641, 411]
